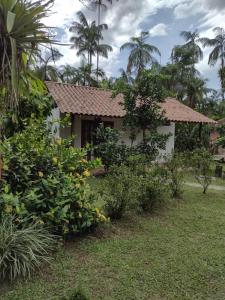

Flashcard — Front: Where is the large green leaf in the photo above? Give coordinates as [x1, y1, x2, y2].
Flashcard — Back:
[6, 11, 16, 33]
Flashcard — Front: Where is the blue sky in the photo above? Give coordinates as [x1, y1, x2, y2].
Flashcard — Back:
[45, 0, 225, 90]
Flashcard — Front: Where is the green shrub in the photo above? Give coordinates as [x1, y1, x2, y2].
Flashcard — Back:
[138, 167, 167, 212]
[95, 124, 130, 170]
[165, 153, 185, 198]
[0, 118, 106, 235]
[0, 214, 57, 281]
[190, 148, 213, 194]
[100, 165, 140, 219]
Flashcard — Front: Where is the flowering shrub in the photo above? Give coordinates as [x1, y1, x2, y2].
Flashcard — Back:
[0, 118, 106, 235]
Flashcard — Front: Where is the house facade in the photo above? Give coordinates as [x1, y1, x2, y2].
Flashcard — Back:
[47, 82, 216, 158]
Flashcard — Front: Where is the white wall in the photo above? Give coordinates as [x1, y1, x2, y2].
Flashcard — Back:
[58, 114, 175, 157]
[48, 107, 60, 137]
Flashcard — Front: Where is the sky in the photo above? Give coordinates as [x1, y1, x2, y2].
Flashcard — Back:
[45, 0, 225, 90]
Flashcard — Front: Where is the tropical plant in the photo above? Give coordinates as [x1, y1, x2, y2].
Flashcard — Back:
[0, 0, 54, 111]
[180, 30, 203, 65]
[2, 92, 54, 137]
[0, 118, 106, 235]
[100, 165, 140, 219]
[138, 167, 167, 212]
[190, 148, 213, 194]
[165, 152, 185, 198]
[60, 65, 79, 83]
[34, 48, 63, 81]
[114, 69, 169, 160]
[95, 124, 130, 170]
[200, 27, 225, 99]
[175, 123, 210, 152]
[120, 31, 161, 78]
[69, 11, 112, 67]
[0, 214, 57, 281]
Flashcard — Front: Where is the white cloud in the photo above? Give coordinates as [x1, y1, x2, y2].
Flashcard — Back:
[174, 0, 225, 19]
[174, 1, 203, 19]
[149, 23, 168, 37]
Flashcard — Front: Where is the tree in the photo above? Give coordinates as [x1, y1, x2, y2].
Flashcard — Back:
[69, 11, 112, 67]
[59, 65, 78, 83]
[180, 30, 203, 65]
[0, 0, 54, 112]
[34, 48, 63, 81]
[170, 32, 206, 108]
[88, 0, 119, 81]
[120, 31, 161, 78]
[200, 27, 225, 99]
[114, 70, 168, 159]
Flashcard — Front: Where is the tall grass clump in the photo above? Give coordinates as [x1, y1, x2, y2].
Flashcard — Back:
[0, 214, 57, 281]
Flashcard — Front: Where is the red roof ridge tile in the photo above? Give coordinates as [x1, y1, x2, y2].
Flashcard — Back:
[46, 81, 113, 93]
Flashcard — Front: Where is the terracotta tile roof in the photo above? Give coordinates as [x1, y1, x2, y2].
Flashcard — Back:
[46, 81, 217, 124]
[162, 97, 217, 124]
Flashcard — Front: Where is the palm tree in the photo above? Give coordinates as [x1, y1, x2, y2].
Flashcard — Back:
[0, 0, 54, 111]
[185, 77, 207, 109]
[200, 27, 225, 99]
[59, 65, 78, 83]
[180, 30, 203, 63]
[69, 11, 112, 67]
[89, 0, 118, 79]
[120, 31, 161, 78]
[35, 48, 62, 81]
[75, 62, 105, 86]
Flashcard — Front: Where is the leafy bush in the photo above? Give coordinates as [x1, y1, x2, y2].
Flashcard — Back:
[95, 124, 130, 170]
[138, 166, 167, 212]
[190, 148, 213, 194]
[100, 165, 140, 219]
[165, 153, 185, 198]
[0, 118, 106, 235]
[0, 214, 57, 281]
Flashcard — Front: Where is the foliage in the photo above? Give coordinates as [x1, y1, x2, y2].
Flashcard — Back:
[216, 124, 225, 147]
[2, 93, 54, 137]
[138, 166, 167, 212]
[200, 27, 225, 99]
[165, 153, 185, 198]
[100, 165, 140, 219]
[120, 31, 161, 78]
[114, 69, 169, 161]
[0, 214, 57, 281]
[190, 148, 213, 194]
[95, 124, 130, 170]
[59, 62, 105, 86]
[0, 118, 105, 235]
[0, 0, 54, 111]
[175, 123, 210, 152]
[69, 11, 112, 66]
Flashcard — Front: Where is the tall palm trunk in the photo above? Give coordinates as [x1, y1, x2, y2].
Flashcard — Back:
[96, 1, 101, 83]
[221, 54, 225, 101]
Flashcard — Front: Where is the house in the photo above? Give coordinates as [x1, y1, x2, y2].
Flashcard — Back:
[46, 81, 217, 158]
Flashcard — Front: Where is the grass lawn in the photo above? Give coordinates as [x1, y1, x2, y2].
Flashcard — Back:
[1, 186, 225, 300]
